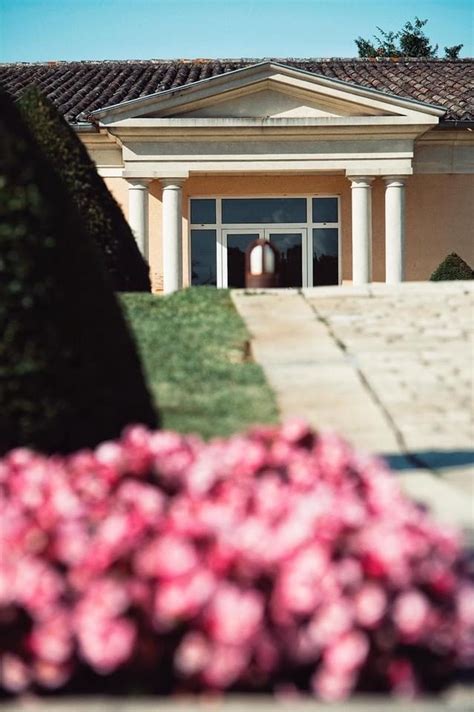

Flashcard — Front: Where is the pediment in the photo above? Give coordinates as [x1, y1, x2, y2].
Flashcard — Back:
[90, 62, 444, 125]
[166, 83, 391, 119]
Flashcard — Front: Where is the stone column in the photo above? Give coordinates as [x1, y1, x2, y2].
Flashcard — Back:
[161, 178, 185, 294]
[349, 176, 374, 285]
[127, 179, 150, 259]
[384, 176, 406, 284]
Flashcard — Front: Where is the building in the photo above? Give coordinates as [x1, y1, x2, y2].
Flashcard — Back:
[2, 58, 473, 292]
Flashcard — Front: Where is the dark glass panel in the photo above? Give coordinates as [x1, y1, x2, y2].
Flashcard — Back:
[313, 228, 338, 286]
[191, 229, 217, 286]
[222, 198, 306, 224]
[227, 233, 260, 287]
[312, 197, 339, 224]
[190, 199, 216, 224]
[268, 233, 302, 288]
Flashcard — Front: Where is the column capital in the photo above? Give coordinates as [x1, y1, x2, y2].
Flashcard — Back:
[383, 176, 408, 187]
[160, 177, 186, 189]
[126, 178, 152, 189]
[348, 176, 375, 188]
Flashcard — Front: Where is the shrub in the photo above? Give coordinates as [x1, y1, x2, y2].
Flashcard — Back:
[430, 253, 473, 281]
[17, 86, 151, 292]
[0, 87, 158, 455]
[0, 420, 472, 700]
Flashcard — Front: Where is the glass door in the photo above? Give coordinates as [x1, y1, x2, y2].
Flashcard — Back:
[264, 228, 306, 288]
[222, 230, 263, 287]
[222, 228, 307, 288]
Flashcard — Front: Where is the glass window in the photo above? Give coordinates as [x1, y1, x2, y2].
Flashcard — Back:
[268, 233, 303, 288]
[312, 197, 338, 224]
[191, 230, 217, 286]
[313, 228, 338, 286]
[191, 199, 216, 224]
[222, 198, 306, 224]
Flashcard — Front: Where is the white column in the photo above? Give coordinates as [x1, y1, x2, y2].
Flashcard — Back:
[161, 178, 185, 294]
[349, 176, 374, 285]
[384, 176, 406, 284]
[127, 179, 150, 258]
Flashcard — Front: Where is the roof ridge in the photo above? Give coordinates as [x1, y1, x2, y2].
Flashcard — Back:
[1, 56, 473, 67]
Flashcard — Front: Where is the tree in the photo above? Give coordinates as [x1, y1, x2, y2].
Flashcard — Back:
[0, 88, 158, 455]
[18, 87, 151, 292]
[355, 17, 463, 59]
[444, 44, 463, 60]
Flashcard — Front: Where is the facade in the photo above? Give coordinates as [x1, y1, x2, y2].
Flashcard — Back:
[2, 58, 473, 292]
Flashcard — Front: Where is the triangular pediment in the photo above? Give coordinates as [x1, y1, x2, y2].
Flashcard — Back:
[90, 62, 444, 125]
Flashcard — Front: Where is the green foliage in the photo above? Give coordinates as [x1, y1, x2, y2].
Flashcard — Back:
[355, 17, 461, 58]
[430, 253, 473, 281]
[0, 88, 158, 455]
[444, 44, 464, 59]
[18, 86, 151, 292]
[121, 288, 278, 439]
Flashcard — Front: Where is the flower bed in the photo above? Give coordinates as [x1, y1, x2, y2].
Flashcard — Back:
[0, 420, 472, 701]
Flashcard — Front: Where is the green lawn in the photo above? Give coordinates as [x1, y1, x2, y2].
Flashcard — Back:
[120, 288, 278, 439]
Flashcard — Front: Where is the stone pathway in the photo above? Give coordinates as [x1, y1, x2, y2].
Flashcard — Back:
[232, 282, 474, 534]
[2, 691, 473, 711]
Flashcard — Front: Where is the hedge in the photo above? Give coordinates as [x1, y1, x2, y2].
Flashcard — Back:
[430, 253, 473, 281]
[18, 86, 151, 292]
[0, 87, 158, 455]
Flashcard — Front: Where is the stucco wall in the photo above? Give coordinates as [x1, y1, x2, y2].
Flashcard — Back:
[103, 173, 473, 291]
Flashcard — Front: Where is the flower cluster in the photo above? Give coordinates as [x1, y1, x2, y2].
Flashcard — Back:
[0, 420, 472, 700]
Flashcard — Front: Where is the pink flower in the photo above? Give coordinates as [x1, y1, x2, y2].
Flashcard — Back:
[324, 630, 369, 673]
[308, 599, 354, 645]
[393, 590, 430, 641]
[311, 664, 356, 701]
[77, 617, 136, 674]
[201, 643, 250, 688]
[135, 534, 198, 579]
[204, 584, 264, 645]
[273, 545, 328, 615]
[0, 654, 32, 693]
[14, 557, 64, 618]
[154, 569, 215, 625]
[354, 583, 387, 629]
[33, 659, 72, 689]
[77, 577, 130, 619]
[280, 417, 312, 444]
[0, 419, 471, 697]
[29, 610, 73, 664]
[175, 631, 211, 675]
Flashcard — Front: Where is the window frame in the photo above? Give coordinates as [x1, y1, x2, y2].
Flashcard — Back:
[188, 195, 342, 288]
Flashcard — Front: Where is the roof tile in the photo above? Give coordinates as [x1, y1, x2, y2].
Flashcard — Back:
[0, 58, 472, 123]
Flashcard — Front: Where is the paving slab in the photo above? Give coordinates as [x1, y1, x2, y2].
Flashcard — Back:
[232, 283, 474, 534]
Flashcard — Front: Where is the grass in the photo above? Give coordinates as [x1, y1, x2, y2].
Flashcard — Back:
[120, 287, 278, 439]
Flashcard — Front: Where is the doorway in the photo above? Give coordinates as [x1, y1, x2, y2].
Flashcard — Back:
[222, 228, 306, 288]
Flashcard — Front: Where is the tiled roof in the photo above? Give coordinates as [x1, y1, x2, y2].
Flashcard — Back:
[0, 58, 473, 124]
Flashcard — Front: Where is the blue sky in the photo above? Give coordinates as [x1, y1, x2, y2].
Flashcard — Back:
[0, 0, 472, 62]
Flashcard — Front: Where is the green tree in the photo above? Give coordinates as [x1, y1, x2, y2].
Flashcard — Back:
[355, 17, 462, 59]
[0, 88, 158, 455]
[444, 44, 464, 59]
[18, 86, 151, 292]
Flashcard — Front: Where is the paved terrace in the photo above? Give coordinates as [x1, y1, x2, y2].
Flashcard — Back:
[232, 281, 474, 535]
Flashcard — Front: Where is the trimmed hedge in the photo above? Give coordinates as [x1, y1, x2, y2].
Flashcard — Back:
[0, 88, 158, 455]
[18, 86, 151, 292]
[430, 252, 473, 281]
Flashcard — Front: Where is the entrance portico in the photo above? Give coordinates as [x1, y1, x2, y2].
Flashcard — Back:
[94, 62, 443, 292]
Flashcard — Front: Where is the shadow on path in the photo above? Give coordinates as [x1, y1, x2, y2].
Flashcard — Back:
[381, 450, 474, 472]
